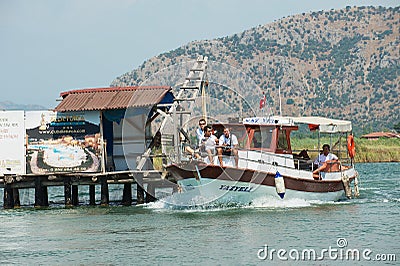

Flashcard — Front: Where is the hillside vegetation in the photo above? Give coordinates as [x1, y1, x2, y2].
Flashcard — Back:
[112, 6, 399, 135]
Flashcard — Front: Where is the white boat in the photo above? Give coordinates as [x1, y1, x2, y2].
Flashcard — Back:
[166, 116, 359, 207]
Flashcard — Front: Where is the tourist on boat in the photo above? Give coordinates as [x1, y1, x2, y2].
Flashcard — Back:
[199, 125, 218, 164]
[293, 149, 312, 170]
[313, 144, 338, 167]
[196, 118, 207, 146]
[217, 127, 238, 167]
[184, 118, 207, 159]
[313, 144, 339, 179]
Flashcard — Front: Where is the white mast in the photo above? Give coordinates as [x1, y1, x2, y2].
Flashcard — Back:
[278, 85, 282, 116]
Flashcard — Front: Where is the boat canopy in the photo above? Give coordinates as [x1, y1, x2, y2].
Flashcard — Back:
[291, 116, 352, 133]
[242, 116, 352, 133]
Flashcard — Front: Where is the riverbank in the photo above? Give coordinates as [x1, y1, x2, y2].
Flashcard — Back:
[291, 137, 400, 163]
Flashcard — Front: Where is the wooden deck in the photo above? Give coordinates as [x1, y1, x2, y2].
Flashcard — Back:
[0, 170, 177, 209]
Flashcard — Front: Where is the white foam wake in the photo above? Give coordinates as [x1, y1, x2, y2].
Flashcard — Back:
[249, 196, 312, 208]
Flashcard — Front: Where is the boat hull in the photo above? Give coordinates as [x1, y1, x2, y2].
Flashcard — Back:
[166, 162, 357, 206]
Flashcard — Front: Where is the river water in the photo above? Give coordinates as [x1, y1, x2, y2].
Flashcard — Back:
[0, 163, 399, 265]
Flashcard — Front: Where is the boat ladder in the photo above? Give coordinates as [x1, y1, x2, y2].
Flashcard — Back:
[137, 55, 208, 170]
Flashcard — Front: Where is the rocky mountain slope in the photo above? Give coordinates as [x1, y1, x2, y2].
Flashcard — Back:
[112, 6, 399, 134]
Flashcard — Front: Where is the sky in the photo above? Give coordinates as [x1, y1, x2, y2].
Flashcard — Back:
[0, 0, 398, 108]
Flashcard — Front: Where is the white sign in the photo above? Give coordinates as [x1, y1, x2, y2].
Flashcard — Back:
[0, 111, 25, 175]
[25, 110, 57, 130]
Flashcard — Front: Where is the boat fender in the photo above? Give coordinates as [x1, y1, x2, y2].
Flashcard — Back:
[341, 174, 352, 199]
[274, 171, 285, 199]
[353, 176, 360, 198]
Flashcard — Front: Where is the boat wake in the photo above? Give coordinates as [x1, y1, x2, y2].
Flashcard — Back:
[144, 193, 348, 211]
[249, 196, 312, 208]
[145, 193, 244, 211]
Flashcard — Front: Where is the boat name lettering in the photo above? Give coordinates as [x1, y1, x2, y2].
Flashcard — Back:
[219, 184, 253, 192]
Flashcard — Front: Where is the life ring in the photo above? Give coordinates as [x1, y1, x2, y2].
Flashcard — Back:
[347, 134, 356, 158]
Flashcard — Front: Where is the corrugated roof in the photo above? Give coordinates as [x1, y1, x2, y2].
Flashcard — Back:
[55, 86, 172, 112]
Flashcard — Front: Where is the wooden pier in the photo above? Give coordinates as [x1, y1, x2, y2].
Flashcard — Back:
[0, 170, 177, 209]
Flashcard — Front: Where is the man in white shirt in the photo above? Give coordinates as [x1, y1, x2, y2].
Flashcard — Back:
[313, 144, 338, 179]
[199, 125, 218, 164]
[217, 127, 239, 167]
[314, 144, 338, 167]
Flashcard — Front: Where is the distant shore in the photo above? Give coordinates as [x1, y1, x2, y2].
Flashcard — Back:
[354, 138, 400, 163]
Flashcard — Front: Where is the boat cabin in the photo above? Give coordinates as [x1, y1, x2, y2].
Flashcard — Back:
[212, 117, 298, 155]
[210, 115, 354, 177]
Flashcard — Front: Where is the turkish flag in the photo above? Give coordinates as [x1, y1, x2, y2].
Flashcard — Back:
[259, 95, 266, 109]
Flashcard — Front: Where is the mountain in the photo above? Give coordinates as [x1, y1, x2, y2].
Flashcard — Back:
[111, 6, 399, 134]
[0, 101, 47, 111]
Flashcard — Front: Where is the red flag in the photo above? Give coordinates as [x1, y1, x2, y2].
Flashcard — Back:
[259, 94, 266, 109]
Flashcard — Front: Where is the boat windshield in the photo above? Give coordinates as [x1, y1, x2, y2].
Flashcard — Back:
[251, 126, 274, 150]
[277, 129, 289, 150]
[212, 124, 248, 149]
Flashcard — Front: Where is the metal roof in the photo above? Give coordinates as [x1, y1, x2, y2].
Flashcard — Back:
[55, 86, 172, 112]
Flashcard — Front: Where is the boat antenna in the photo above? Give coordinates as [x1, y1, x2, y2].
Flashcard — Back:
[201, 80, 208, 121]
[278, 85, 282, 116]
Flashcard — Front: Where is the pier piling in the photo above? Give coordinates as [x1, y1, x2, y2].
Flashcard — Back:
[35, 177, 48, 207]
[72, 185, 79, 206]
[13, 188, 20, 208]
[136, 174, 145, 204]
[4, 183, 14, 209]
[89, 185, 96, 205]
[64, 177, 72, 207]
[122, 183, 132, 206]
[146, 183, 156, 203]
[100, 176, 109, 206]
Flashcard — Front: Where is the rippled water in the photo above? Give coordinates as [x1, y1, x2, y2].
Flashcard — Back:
[0, 163, 399, 265]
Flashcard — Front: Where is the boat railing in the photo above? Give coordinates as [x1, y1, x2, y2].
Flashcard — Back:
[237, 148, 313, 171]
[292, 148, 353, 167]
[166, 145, 353, 174]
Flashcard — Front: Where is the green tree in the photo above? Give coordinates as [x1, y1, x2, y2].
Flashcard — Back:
[394, 122, 400, 133]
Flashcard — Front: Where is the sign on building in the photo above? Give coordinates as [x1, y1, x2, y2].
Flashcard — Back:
[0, 111, 25, 175]
[25, 111, 102, 174]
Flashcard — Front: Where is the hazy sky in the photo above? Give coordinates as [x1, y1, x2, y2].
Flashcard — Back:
[0, 0, 398, 108]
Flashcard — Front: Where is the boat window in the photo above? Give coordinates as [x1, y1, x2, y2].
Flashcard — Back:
[230, 126, 247, 148]
[277, 129, 289, 150]
[213, 125, 248, 149]
[251, 126, 273, 149]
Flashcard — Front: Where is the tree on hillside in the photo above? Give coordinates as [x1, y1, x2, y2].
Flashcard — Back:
[394, 122, 400, 133]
